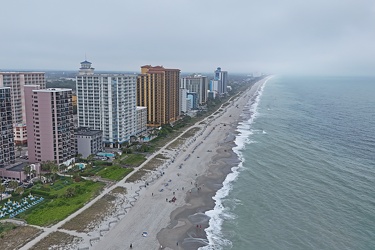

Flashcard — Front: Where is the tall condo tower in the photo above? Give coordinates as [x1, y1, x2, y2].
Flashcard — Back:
[76, 61, 137, 147]
[0, 72, 46, 145]
[137, 65, 180, 127]
[0, 87, 15, 167]
[180, 74, 208, 105]
[25, 87, 75, 165]
[0, 72, 46, 124]
[210, 67, 228, 96]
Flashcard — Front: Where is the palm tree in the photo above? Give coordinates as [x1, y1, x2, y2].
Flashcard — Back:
[59, 164, 68, 173]
[8, 180, 19, 190]
[15, 186, 24, 195]
[41, 161, 52, 172]
[130, 135, 138, 144]
[31, 169, 37, 179]
[0, 185, 5, 200]
[122, 147, 132, 154]
[50, 164, 59, 182]
[65, 187, 76, 197]
[16, 146, 23, 157]
[23, 165, 31, 181]
[87, 154, 95, 162]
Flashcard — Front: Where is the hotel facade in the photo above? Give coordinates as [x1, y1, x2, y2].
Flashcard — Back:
[25, 87, 75, 165]
[76, 61, 138, 147]
[0, 87, 15, 168]
[180, 74, 208, 105]
[0, 72, 46, 145]
[209, 67, 228, 97]
[137, 65, 180, 127]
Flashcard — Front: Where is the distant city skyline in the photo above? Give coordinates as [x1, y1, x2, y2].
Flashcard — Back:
[1, 0, 375, 76]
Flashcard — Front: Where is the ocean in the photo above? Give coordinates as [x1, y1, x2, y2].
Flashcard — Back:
[202, 76, 375, 250]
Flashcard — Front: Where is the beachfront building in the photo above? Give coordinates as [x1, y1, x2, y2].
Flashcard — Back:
[0, 87, 15, 168]
[14, 124, 27, 146]
[137, 65, 180, 127]
[75, 127, 103, 158]
[76, 60, 138, 147]
[180, 74, 208, 105]
[25, 87, 75, 165]
[187, 92, 198, 110]
[136, 106, 147, 136]
[209, 67, 228, 97]
[179, 88, 189, 114]
[0, 72, 46, 145]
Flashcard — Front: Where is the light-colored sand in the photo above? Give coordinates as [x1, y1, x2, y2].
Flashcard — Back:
[92, 78, 267, 250]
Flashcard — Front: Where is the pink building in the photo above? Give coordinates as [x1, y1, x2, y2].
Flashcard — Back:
[0, 72, 46, 145]
[25, 87, 75, 165]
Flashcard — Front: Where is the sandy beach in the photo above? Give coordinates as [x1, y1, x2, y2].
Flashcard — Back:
[18, 78, 267, 250]
[91, 78, 267, 250]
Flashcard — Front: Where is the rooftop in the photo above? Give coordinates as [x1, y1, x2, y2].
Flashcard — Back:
[75, 127, 102, 136]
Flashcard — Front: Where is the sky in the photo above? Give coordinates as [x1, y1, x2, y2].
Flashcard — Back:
[1, 0, 375, 75]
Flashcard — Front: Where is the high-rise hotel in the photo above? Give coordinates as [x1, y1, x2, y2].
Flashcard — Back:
[137, 65, 180, 127]
[0, 72, 46, 145]
[209, 67, 228, 97]
[180, 74, 208, 105]
[25, 86, 75, 165]
[0, 87, 15, 167]
[76, 61, 138, 147]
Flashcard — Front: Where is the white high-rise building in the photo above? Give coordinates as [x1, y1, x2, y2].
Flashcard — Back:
[209, 67, 228, 96]
[180, 74, 208, 105]
[76, 61, 138, 147]
[179, 88, 189, 114]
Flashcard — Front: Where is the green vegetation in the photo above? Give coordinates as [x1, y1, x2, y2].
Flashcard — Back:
[0, 222, 16, 238]
[117, 154, 146, 167]
[46, 79, 76, 91]
[96, 166, 133, 181]
[16, 177, 104, 226]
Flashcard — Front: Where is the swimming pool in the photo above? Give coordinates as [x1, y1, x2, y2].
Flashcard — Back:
[97, 152, 115, 157]
[75, 163, 86, 170]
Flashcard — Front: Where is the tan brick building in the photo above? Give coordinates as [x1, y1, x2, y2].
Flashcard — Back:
[137, 65, 180, 127]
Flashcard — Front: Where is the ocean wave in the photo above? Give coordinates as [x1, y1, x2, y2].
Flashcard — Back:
[201, 78, 271, 249]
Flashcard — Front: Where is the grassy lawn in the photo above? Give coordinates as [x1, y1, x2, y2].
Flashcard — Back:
[16, 178, 105, 226]
[118, 154, 146, 167]
[60, 187, 126, 232]
[96, 165, 133, 181]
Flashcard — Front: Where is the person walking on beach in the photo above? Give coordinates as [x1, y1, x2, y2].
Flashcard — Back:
[130, 243, 133, 248]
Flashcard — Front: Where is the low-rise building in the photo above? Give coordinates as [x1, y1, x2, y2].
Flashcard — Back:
[75, 127, 103, 158]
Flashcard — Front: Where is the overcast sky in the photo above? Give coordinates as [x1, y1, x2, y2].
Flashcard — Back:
[1, 0, 374, 75]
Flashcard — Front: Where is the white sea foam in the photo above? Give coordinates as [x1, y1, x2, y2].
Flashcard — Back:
[200, 77, 271, 250]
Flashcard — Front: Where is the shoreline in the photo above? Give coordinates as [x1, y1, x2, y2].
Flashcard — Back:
[157, 79, 268, 249]
[89, 78, 267, 250]
[18, 78, 268, 250]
